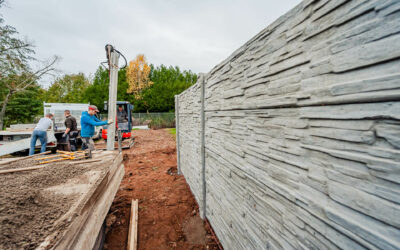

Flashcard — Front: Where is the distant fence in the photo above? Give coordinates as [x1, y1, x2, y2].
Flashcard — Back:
[99, 112, 176, 129]
[132, 113, 175, 129]
[16, 113, 176, 130]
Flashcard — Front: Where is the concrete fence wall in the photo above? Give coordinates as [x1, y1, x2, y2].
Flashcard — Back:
[175, 0, 400, 249]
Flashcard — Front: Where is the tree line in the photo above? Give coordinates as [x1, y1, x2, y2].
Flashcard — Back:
[46, 63, 197, 114]
[0, 1, 197, 129]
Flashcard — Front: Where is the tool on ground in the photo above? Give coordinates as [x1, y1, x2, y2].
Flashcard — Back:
[35, 150, 88, 164]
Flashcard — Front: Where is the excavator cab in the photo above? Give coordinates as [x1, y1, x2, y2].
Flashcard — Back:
[101, 101, 134, 148]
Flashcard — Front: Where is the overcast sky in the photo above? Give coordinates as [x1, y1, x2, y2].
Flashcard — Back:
[2, 0, 300, 88]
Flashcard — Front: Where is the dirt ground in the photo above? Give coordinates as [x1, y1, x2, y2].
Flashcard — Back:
[0, 157, 110, 249]
[104, 129, 221, 250]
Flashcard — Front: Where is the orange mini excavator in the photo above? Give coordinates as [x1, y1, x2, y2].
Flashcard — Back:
[101, 101, 135, 149]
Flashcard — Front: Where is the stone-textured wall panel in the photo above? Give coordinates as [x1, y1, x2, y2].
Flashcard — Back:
[177, 0, 400, 249]
[177, 83, 204, 213]
[204, 109, 400, 249]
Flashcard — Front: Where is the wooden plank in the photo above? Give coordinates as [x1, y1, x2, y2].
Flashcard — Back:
[0, 165, 45, 175]
[0, 151, 51, 167]
[127, 199, 139, 250]
[56, 150, 75, 154]
[71, 159, 101, 165]
[37, 158, 69, 164]
[71, 163, 125, 249]
[35, 154, 69, 161]
[37, 152, 123, 250]
[134, 200, 138, 250]
[0, 158, 103, 174]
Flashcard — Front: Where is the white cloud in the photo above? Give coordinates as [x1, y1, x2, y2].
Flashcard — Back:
[3, 0, 300, 87]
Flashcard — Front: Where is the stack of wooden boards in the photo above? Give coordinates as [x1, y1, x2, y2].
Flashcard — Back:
[0, 150, 124, 249]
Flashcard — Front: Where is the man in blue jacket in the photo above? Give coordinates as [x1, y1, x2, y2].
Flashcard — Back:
[81, 105, 113, 157]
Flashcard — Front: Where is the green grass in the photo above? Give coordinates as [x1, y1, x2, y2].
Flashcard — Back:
[132, 128, 140, 131]
[168, 128, 176, 135]
[135, 113, 175, 129]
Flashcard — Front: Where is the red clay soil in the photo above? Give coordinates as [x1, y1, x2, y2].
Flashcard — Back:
[104, 129, 221, 250]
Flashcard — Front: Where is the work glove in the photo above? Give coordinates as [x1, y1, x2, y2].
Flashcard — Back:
[107, 119, 114, 124]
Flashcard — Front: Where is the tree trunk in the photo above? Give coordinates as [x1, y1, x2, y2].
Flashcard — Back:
[0, 91, 12, 130]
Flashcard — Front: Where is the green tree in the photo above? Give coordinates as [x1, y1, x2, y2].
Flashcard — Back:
[0, 65, 56, 129]
[45, 73, 90, 103]
[83, 67, 109, 111]
[3, 84, 44, 127]
[65, 64, 196, 114]
[133, 65, 197, 112]
[83, 67, 134, 112]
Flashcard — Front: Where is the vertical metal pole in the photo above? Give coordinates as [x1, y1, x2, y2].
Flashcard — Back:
[106, 51, 119, 151]
[200, 74, 206, 219]
[175, 95, 181, 175]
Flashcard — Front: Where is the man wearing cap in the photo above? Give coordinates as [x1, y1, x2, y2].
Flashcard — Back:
[80, 105, 113, 157]
[29, 113, 54, 155]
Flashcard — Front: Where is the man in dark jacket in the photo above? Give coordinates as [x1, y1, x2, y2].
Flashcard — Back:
[81, 105, 113, 157]
[62, 110, 78, 151]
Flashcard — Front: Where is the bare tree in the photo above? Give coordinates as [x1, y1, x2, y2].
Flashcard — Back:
[0, 1, 59, 129]
[0, 2, 34, 77]
[0, 56, 59, 129]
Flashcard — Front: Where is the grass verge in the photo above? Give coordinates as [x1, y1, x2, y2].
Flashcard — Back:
[168, 128, 176, 140]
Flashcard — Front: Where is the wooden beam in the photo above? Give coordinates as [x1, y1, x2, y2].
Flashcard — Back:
[134, 200, 138, 249]
[37, 158, 70, 164]
[0, 165, 45, 175]
[0, 158, 103, 174]
[71, 159, 101, 165]
[35, 154, 67, 161]
[70, 163, 124, 250]
[37, 152, 123, 250]
[127, 199, 138, 250]
[0, 151, 51, 167]
[56, 150, 74, 154]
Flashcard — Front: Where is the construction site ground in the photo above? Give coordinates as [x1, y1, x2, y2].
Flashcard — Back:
[0, 151, 123, 249]
[104, 129, 221, 249]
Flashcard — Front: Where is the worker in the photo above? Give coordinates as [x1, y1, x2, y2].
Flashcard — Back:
[62, 110, 78, 151]
[117, 105, 128, 123]
[81, 105, 113, 157]
[29, 113, 54, 155]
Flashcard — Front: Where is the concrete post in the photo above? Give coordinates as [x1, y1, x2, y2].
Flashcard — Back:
[200, 74, 206, 219]
[106, 51, 119, 151]
[175, 95, 181, 175]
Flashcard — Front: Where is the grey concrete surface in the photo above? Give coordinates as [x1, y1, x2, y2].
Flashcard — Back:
[176, 0, 400, 249]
